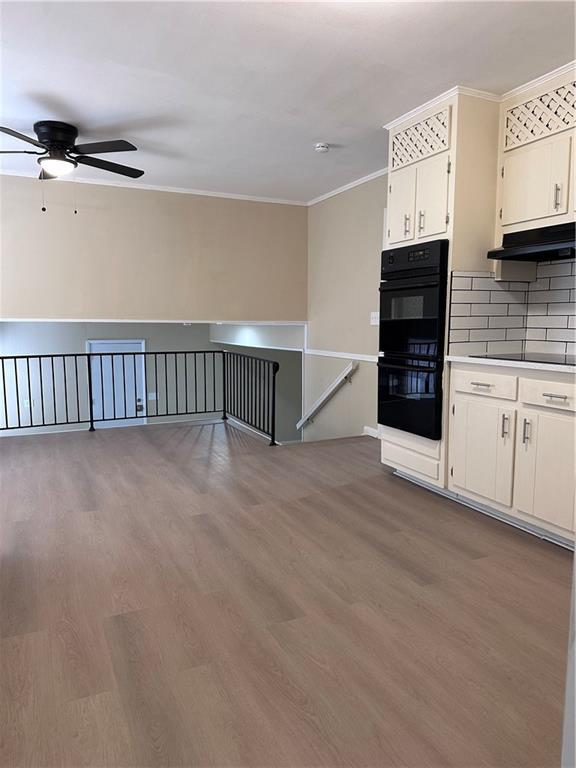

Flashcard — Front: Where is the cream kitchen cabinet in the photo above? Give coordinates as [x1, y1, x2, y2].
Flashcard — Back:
[387, 165, 416, 243]
[514, 408, 575, 532]
[388, 152, 450, 244]
[450, 395, 516, 506]
[500, 132, 572, 226]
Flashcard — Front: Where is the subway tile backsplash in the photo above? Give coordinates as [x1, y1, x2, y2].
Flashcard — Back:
[449, 259, 576, 356]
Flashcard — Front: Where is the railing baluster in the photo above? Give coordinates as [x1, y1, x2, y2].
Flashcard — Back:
[133, 354, 138, 418]
[154, 353, 158, 416]
[62, 357, 69, 425]
[87, 355, 95, 431]
[1, 358, 7, 428]
[13, 360, 21, 427]
[175, 353, 180, 414]
[203, 352, 207, 413]
[111, 355, 117, 420]
[50, 356, 57, 424]
[212, 353, 216, 413]
[74, 356, 79, 424]
[143, 353, 148, 418]
[26, 357, 33, 427]
[184, 353, 189, 414]
[122, 354, 127, 419]
[164, 353, 169, 416]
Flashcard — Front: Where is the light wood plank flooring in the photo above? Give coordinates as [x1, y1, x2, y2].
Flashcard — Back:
[0, 422, 572, 767]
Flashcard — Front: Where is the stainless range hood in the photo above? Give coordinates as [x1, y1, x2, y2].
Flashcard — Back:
[488, 222, 575, 262]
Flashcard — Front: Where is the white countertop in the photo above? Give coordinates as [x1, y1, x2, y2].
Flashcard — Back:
[446, 355, 576, 375]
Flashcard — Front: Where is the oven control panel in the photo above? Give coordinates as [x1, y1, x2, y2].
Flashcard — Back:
[381, 239, 448, 277]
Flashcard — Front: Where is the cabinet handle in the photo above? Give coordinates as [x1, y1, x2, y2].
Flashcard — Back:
[403, 213, 411, 236]
[470, 381, 492, 388]
[553, 183, 562, 210]
[501, 413, 509, 438]
[418, 210, 425, 233]
[542, 392, 568, 400]
[522, 418, 531, 444]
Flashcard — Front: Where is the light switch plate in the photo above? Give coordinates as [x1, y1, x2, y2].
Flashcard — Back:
[370, 311, 379, 326]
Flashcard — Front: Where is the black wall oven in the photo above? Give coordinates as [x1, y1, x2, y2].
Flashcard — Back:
[378, 240, 448, 440]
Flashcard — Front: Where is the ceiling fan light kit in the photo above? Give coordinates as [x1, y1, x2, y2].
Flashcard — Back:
[0, 120, 145, 181]
[38, 152, 77, 178]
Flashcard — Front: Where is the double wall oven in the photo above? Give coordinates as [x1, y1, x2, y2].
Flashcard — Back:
[378, 240, 449, 440]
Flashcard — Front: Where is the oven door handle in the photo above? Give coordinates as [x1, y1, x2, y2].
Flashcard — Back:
[379, 279, 439, 292]
[378, 361, 440, 373]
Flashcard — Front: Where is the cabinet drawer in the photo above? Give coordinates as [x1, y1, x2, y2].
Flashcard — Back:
[519, 378, 576, 412]
[452, 370, 517, 400]
[381, 440, 439, 480]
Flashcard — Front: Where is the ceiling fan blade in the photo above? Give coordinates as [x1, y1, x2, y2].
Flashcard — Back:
[73, 139, 137, 155]
[39, 168, 57, 180]
[0, 126, 45, 149]
[0, 150, 44, 154]
[75, 154, 144, 178]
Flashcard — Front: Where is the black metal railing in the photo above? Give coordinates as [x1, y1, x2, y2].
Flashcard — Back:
[224, 350, 279, 445]
[0, 349, 279, 445]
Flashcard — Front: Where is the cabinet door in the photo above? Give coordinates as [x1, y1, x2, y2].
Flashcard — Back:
[415, 153, 450, 239]
[451, 397, 515, 506]
[515, 409, 575, 531]
[388, 165, 416, 244]
[501, 133, 571, 226]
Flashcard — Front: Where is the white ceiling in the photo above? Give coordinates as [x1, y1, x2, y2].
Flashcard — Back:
[1, 2, 574, 203]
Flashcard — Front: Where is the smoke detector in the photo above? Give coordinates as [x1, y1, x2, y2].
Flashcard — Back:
[314, 142, 330, 153]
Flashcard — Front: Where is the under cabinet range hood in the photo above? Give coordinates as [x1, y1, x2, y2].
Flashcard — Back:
[488, 222, 575, 262]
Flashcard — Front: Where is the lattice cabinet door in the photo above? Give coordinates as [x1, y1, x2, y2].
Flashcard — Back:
[501, 132, 572, 226]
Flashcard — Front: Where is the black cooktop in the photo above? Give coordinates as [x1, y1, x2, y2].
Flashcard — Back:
[470, 352, 576, 367]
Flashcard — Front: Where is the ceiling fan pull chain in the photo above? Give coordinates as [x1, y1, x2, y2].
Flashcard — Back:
[73, 177, 78, 215]
[41, 177, 46, 212]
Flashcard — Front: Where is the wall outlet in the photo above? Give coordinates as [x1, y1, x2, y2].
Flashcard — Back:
[370, 311, 379, 326]
[23, 398, 35, 408]
[148, 392, 157, 401]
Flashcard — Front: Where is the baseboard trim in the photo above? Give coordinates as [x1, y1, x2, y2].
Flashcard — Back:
[362, 426, 379, 439]
[394, 470, 575, 551]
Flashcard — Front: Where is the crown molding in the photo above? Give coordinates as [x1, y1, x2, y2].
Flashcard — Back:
[307, 167, 388, 206]
[500, 60, 576, 101]
[382, 85, 499, 131]
[0, 318, 308, 325]
[0, 169, 308, 207]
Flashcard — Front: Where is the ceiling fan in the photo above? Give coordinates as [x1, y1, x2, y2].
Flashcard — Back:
[0, 121, 144, 180]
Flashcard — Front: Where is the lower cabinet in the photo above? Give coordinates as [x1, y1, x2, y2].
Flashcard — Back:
[451, 397, 516, 506]
[449, 365, 576, 536]
[514, 408, 576, 532]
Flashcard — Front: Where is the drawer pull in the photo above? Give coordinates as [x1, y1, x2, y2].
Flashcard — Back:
[542, 392, 568, 400]
[470, 381, 492, 388]
[403, 213, 411, 236]
[501, 413, 509, 438]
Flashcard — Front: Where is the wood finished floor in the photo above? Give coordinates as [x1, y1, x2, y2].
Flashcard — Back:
[0, 422, 572, 768]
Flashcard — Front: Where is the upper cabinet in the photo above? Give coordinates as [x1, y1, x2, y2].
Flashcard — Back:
[495, 74, 575, 238]
[385, 94, 501, 272]
[388, 153, 449, 244]
[500, 131, 572, 226]
[387, 165, 417, 243]
[415, 153, 451, 239]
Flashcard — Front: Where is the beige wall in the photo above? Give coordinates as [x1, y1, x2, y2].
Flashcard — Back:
[303, 355, 376, 442]
[304, 175, 386, 441]
[307, 175, 386, 354]
[0, 175, 307, 322]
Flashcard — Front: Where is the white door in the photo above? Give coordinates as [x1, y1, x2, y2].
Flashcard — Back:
[501, 133, 572, 225]
[451, 396, 516, 506]
[515, 408, 575, 531]
[87, 340, 146, 428]
[415, 153, 450, 239]
[387, 165, 416, 244]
